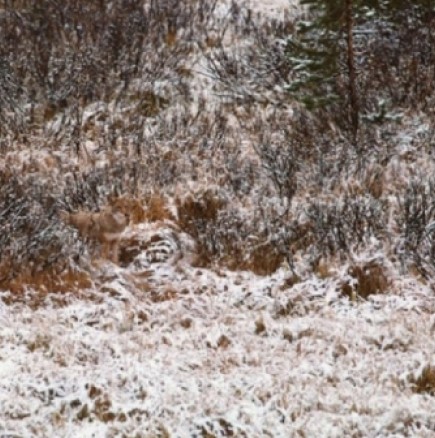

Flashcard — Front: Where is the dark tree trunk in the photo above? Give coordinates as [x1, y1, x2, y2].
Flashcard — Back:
[345, 0, 359, 144]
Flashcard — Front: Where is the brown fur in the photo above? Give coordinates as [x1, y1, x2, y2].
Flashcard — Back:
[60, 206, 129, 263]
[109, 195, 146, 224]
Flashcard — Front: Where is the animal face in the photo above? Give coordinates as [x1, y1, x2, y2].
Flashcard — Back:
[60, 206, 130, 263]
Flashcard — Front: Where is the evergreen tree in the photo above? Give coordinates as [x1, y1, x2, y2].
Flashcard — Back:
[285, 0, 434, 140]
[286, 0, 361, 141]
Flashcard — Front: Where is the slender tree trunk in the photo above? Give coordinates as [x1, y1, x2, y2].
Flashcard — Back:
[345, 0, 359, 144]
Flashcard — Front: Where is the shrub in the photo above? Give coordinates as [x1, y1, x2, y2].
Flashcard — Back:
[395, 177, 435, 277]
[0, 171, 88, 292]
[341, 259, 389, 300]
[305, 195, 386, 257]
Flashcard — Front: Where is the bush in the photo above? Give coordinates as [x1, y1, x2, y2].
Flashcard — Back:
[0, 170, 88, 291]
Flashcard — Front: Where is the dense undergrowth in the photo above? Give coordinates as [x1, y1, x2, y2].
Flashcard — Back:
[2, 2, 435, 437]
[0, 0, 435, 298]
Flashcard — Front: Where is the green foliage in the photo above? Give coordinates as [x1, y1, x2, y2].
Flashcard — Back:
[285, 0, 435, 121]
[285, 0, 345, 110]
[285, 33, 339, 110]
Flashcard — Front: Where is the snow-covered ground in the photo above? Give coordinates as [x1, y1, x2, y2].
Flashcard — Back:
[1, 259, 435, 437]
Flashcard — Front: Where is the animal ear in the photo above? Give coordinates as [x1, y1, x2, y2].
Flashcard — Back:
[108, 193, 124, 208]
[59, 210, 70, 222]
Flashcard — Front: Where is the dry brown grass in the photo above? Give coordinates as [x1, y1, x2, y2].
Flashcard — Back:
[176, 190, 286, 275]
[313, 257, 333, 279]
[220, 244, 284, 277]
[245, 249, 283, 276]
[175, 189, 226, 267]
[149, 286, 179, 303]
[279, 274, 302, 291]
[0, 267, 92, 306]
[341, 259, 389, 300]
[176, 190, 225, 229]
[144, 193, 175, 223]
[72, 387, 120, 423]
[411, 365, 435, 395]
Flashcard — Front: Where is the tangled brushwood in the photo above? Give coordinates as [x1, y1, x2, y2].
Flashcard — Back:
[0, 169, 88, 291]
[0, 0, 435, 295]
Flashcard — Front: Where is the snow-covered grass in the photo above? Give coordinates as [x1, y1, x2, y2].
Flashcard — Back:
[1, 262, 435, 436]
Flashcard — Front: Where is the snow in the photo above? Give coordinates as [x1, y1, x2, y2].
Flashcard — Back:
[1, 260, 435, 436]
[248, 0, 300, 18]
